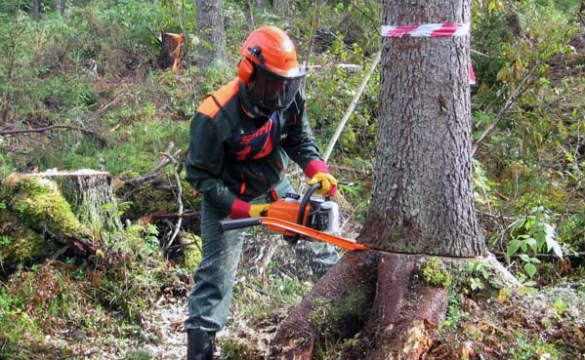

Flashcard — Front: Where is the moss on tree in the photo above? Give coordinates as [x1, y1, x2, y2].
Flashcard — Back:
[422, 257, 452, 288]
[2, 175, 90, 239]
[0, 210, 47, 270]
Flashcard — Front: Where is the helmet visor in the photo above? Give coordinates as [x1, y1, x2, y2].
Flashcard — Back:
[249, 64, 305, 110]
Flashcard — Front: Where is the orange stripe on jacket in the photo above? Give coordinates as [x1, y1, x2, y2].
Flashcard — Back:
[198, 78, 240, 118]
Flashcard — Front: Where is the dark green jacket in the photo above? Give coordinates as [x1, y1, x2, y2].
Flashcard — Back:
[185, 78, 326, 216]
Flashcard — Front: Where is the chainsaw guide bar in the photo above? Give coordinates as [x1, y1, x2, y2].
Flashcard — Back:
[219, 216, 370, 251]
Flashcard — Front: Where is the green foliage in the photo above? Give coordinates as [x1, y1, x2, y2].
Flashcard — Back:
[126, 349, 153, 360]
[467, 260, 491, 291]
[182, 232, 202, 272]
[219, 338, 263, 360]
[439, 292, 462, 330]
[506, 207, 563, 278]
[508, 330, 561, 360]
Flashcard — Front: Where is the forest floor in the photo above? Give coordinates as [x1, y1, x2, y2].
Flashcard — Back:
[40, 229, 584, 360]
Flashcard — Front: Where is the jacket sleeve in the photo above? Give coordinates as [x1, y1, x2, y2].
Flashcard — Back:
[185, 112, 251, 218]
[282, 89, 331, 177]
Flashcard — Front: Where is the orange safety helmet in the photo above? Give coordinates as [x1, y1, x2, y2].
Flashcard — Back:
[238, 26, 306, 111]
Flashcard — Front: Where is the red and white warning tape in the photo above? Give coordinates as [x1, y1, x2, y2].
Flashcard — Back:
[381, 22, 476, 85]
[381, 23, 470, 38]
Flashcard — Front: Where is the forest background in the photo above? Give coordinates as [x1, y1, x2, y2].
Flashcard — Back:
[0, 0, 584, 359]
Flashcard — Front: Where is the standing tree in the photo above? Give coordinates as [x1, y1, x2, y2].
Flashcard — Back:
[32, 0, 40, 20]
[271, 0, 491, 358]
[55, 0, 63, 15]
[272, 0, 291, 23]
[196, 0, 227, 67]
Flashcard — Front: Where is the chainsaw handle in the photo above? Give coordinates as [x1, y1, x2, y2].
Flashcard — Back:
[289, 183, 322, 243]
[219, 217, 262, 232]
[297, 183, 322, 225]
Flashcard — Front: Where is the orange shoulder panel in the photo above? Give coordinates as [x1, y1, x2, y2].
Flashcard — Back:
[198, 78, 240, 118]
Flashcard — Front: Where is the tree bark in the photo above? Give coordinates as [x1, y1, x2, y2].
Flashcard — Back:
[360, 0, 484, 257]
[196, 0, 227, 67]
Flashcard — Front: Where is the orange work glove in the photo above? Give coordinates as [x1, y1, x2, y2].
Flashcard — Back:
[307, 172, 338, 196]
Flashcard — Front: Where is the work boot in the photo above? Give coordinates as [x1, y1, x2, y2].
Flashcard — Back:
[187, 329, 215, 360]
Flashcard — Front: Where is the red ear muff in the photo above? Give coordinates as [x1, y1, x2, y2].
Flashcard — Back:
[238, 58, 254, 84]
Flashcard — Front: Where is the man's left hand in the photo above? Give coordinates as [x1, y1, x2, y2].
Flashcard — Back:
[307, 172, 337, 196]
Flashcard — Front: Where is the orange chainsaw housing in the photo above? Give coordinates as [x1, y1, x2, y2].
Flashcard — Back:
[266, 200, 310, 236]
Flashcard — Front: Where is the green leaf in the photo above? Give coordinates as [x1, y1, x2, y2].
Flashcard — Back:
[519, 254, 530, 262]
[525, 237, 538, 252]
[524, 263, 537, 278]
[507, 239, 521, 257]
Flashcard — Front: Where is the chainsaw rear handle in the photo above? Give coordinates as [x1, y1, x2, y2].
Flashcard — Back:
[219, 217, 262, 232]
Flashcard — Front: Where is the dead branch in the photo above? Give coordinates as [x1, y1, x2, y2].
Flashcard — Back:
[162, 151, 183, 251]
[152, 211, 199, 220]
[122, 146, 183, 186]
[471, 60, 540, 157]
[0, 124, 111, 145]
[89, 91, 126, 122]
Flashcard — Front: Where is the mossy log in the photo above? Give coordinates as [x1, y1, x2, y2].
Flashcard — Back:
[270, 252, 519, 359]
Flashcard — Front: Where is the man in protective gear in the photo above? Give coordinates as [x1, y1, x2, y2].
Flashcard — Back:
[184, 26, 339, 360]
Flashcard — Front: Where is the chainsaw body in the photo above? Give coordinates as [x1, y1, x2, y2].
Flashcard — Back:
[266, 191, 340, 239]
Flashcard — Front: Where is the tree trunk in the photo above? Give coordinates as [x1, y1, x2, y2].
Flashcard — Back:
[55, 0, 63, 14]
[271, 1, 488, 358]
[272, 0, 291, 22]
[360, 0, 484, 257]
[32, 0, 40, 20]
[196, 0, 227, 67]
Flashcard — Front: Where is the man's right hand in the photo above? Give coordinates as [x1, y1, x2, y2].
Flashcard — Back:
[249, 203, 270, 217]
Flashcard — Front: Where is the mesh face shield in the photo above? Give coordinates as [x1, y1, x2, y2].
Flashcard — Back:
[249, 64, 306, 111]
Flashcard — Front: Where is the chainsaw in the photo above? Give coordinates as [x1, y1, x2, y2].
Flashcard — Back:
[219, 183, 370, 251]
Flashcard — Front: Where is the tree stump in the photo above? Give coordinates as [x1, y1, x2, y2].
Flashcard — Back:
[0, 169, 124, 272]
[24, 169, 123, 233]
[159, 32, 184, 71]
